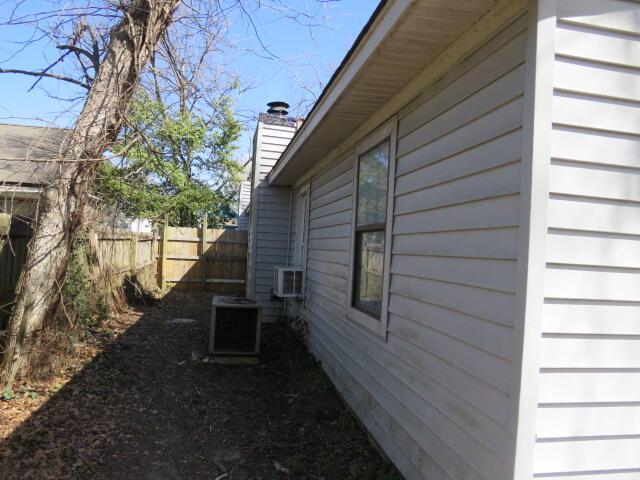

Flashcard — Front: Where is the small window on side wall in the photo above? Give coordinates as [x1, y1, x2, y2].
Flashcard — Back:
[353, 142, 389, 317]
[347, 118, 397, 338]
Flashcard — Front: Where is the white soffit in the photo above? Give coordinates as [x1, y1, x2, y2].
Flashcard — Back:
[269, 0, 499, 186]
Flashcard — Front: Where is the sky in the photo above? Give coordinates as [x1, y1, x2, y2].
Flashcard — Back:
[0, 0, 379, 163]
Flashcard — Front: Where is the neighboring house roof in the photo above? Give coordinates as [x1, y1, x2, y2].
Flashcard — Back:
[269, 0, 503, 185]
[0, 123, 70, 188]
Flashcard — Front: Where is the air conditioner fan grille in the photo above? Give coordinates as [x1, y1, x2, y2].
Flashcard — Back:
[213, 307, 258, 353]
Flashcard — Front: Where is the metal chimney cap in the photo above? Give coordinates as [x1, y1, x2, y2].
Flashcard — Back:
[266, 101, 289, 116]
[267, 101, 289, 109]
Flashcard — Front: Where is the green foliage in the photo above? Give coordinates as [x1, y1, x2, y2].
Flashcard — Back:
[96, 92, 243, 227]
[61, 237, 108, 331]
[1, 387, 14, 401]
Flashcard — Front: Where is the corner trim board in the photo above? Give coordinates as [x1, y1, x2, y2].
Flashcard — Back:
[249, 122, 264, 299]
[508, 1, 556, 478]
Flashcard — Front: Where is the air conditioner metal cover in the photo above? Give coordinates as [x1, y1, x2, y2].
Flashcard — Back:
[209, 296, 261, 361]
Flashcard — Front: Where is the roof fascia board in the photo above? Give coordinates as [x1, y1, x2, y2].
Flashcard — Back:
[268, 0, 412, 185]
[287, 0, 527, 189]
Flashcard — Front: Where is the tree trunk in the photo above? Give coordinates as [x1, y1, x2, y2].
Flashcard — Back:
[0, 0, 180, 389]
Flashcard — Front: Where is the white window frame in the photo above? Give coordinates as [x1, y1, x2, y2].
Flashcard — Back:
[346, 117, 397, 338]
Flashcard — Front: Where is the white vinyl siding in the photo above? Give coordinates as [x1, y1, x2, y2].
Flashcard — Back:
[532, 1, 640, 478]
[296, 15, 529, 480]
[248, 121, 296, 321]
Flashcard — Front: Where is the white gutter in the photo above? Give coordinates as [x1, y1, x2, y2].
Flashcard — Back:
[0, 185, 42, 198]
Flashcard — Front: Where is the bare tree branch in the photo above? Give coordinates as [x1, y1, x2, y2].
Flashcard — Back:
[0, 67, 90, 89]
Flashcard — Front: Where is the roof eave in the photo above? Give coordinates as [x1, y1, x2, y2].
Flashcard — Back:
[268, 0, 410, 186]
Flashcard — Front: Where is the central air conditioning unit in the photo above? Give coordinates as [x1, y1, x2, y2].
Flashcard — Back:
[273, 266, 304, 298]
[209, 296, 261, 364]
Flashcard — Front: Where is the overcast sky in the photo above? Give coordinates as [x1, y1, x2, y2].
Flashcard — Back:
[0, 1, 378, 162]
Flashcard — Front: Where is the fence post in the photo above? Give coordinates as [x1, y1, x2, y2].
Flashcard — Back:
[160, 215, 169, 290]
[201, 216, 208, 291]
[150, 227, 157, 270]
[129, 234, 138, 276]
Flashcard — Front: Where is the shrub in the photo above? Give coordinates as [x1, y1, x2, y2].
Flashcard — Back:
[60, 236, 109, 332]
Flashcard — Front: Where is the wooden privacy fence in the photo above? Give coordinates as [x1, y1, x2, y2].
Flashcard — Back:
[92, 229, 157, 276]
[93, 223, 247, 295]
[158, 221, 247, 296]
[0, 222, 247, 329]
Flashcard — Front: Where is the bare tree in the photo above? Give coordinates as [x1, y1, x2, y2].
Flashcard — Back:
[0, 0, 339, 389]
[0, 0, 180, 389]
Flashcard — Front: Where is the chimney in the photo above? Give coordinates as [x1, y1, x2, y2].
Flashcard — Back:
[246, 101, 299, 317]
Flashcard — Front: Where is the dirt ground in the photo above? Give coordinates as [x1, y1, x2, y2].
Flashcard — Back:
[0, 292, 402, 480]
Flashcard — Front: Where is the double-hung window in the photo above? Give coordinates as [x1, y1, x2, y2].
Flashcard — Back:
[347, 119, 396, 337]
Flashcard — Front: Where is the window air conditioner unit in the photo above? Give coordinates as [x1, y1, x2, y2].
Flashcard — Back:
[273, 266, 304, 298]
[209, 296, 261, 364]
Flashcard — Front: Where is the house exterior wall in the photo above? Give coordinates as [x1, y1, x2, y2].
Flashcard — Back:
[286, 14, 530, 480]
[247, 116, 296, 321]
[237, 178, 251, 231]
[531, 1, 640, 477]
